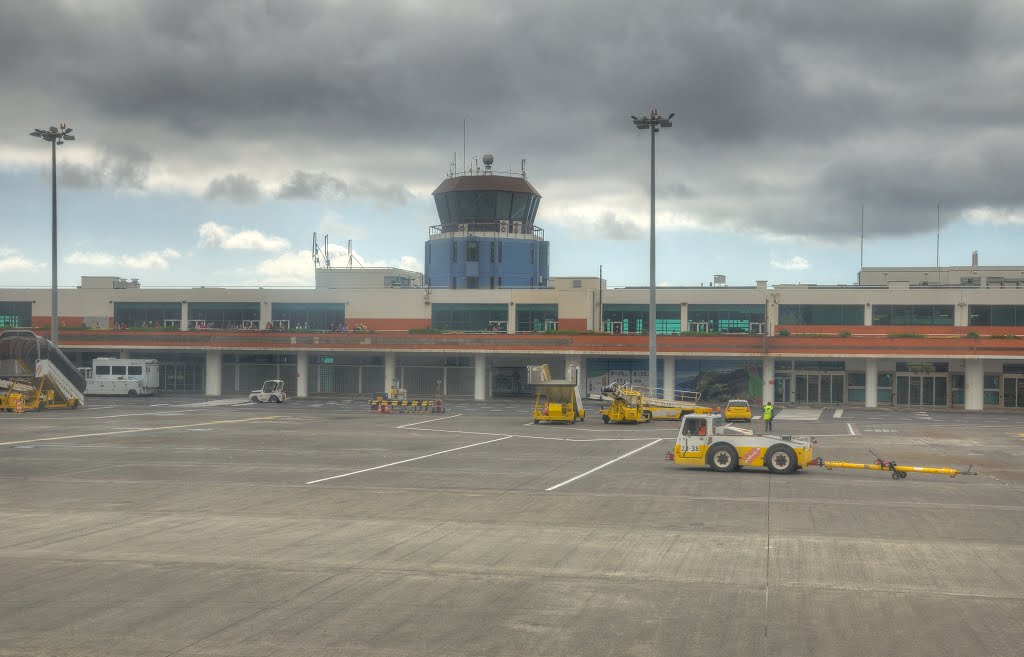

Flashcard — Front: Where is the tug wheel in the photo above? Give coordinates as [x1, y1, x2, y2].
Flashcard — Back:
[707, 443, 739, 472]
[765, 445, 798, 474]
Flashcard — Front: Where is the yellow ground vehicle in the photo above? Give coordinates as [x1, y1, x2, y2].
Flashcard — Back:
[594, 384, 713, 423]
[597, 383, 648, 424]
[666, 413, 975, 480]
[724, 399, 753, 422]
[665, 413, 814, 474]
[531, 364, 585, 424]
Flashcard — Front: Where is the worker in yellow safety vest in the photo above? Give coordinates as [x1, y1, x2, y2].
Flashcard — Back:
[763, 401, 774, 432]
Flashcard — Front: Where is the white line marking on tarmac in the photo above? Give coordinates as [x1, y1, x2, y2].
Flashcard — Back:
[546, 438, 664, 491]
[0, 417, 284, 447]
[396, 413, 463, 428]
[89, 411, 191, 419]
[834, 409, 844, 418]
[306, 435, 511, 484]
[847, 423, 855, 436]
[411, 427, 667, 442]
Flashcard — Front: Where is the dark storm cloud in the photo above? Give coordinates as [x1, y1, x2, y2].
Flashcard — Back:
[58, 147, 152, 190]
[4, 0, 1024, 239]
[203, 174, 263, 203]
[277, 170, 413, 205]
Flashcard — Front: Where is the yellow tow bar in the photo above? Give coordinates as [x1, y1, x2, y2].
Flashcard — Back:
[808, 451, 977, 480]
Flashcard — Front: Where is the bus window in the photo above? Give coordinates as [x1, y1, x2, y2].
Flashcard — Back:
[112, 366, 127, 376]
[128, 366, 142, 375]
[96, 366, 111, 375]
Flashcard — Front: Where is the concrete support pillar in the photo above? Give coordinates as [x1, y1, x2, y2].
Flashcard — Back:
[762, 357, 775, 405]
[663, 356, 676, 399]
[260, 302, 272, 330]
[564, 357, 578, 384]
[296, 352, 309, 398]
[384, 352, 396, 390]
[205, 350, 222, 397]
[964, 360, 984, 411]
[865, 358, 878, 408]
[864, 303, 873, 326]
[680, 304, 689, 332]
[508, 303, 516, 333]
[767, 297, 780, 333]
[119, 351, 131, 359]
[474, 353, 487, 401]
[954, 303, 969, 327]
[180, 302, 189, 331]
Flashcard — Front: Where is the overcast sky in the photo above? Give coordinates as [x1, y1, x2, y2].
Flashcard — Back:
[2, 0, 1024, 288]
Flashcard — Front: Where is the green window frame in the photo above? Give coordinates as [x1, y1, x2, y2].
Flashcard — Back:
[602, 304, 681, 335]
[688, 304, 766, 333]
[968, 305, 1024, 326]
[0, 301, 32, 328]
[778, 304, 865, 326]
[871, 304, 954, 326]
[271, 303, 346, 331]
[516, 304, 558, 332]
[187, 302, 260, 328]
[113, 302, 182, 328]
[431, 303, 509, 332]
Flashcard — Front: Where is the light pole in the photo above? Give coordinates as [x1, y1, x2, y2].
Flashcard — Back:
[29, 124, 75, 345]
[632, 110, 673, 397]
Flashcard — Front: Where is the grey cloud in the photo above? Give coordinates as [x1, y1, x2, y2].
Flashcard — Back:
[203, 174, 263, 203]
[5, 0, 1024, 241]
[59, 147, 152, 190]
[594, 212, 643, 240]
[277, 170, 412, 205]
[277, 171, 348, 200]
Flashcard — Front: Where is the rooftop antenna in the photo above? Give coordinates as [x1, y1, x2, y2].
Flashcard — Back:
[312, 232, 320, 267]
[521, 158, 527, 178]
[463, 118, 467, 176]
[324, 234, 330, 268]
[936, 203, 941, 268]
[348, 239, 354, 269]
[860, 204, 864, 278]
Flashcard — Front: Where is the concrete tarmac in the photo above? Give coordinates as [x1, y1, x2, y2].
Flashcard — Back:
[1, 397, 1022, 656]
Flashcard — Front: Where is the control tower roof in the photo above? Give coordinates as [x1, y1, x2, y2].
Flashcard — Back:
[432, 174, 541, 197]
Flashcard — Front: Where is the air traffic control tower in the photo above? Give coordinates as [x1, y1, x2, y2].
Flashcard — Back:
[425, 155, 550, 289]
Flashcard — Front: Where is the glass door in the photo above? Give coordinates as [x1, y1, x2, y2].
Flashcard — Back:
[774, 376, 791, 404]
[795, 375, 808, 403]
[1004, 377, 1024, 408]
[896, 374, 948, 406]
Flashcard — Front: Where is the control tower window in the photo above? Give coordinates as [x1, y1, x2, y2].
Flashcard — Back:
[434, 196, 449, 222]
[496, 191, 513, 219]
[456, 191, 498, 220]
[510, 193, 531, 221]
[467, 240, 479, 262]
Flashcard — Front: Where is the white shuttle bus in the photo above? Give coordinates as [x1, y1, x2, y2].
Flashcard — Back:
[79, 358, 161, 397]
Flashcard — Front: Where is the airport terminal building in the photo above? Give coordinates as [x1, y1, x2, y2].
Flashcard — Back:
[2, 163, 1023, 410]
